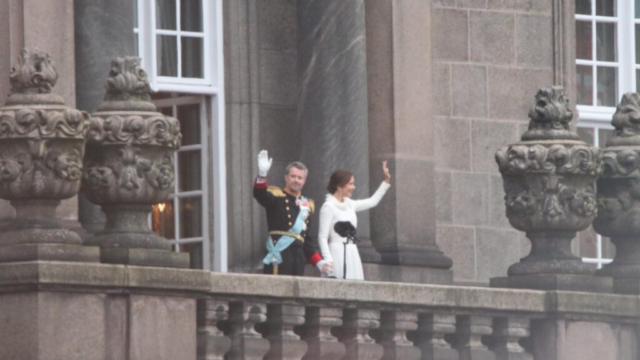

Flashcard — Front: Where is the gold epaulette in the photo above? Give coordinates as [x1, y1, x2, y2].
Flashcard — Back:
[267, 186, 285, 197]
[309, 199, 315, 214]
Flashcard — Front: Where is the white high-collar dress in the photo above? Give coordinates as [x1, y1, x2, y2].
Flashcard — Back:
[317, 182, 390, 280]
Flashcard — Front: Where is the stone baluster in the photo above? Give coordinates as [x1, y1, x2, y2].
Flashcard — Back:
[223, 301, 270, 360]
[376, 310, 420, 360]
[197, 299, 231, 360]
[301, 306, 346, 360]
[0, 49, 99, 264]
[263, 304, 308, 360]
[593, 92, 640, 294]
[490, 317, 532, 360]
[412, 313, 458, 360]
[493, 86, 610, 293]
[338, 308, 384, 360]
[454, 315, 496, 360]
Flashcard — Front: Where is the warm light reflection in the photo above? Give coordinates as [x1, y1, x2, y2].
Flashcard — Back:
[158, 203, 166, 212]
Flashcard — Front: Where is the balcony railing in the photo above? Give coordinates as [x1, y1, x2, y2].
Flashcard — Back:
[198, 273, 639, 360]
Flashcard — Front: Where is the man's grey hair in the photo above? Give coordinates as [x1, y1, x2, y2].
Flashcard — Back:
[285, 161, 308, 177]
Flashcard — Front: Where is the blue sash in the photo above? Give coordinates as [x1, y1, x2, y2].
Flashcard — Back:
[263, 196, 310, 266]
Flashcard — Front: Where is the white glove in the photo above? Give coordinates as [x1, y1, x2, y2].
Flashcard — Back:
[257, 150, 273, 177]
[316, 260, 334, 277]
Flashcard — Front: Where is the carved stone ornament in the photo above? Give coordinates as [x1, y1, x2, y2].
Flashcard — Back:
[495, 86, 602, 277]
[0, 49, 91, 252]
[593, 92, 640, 283]
[82, 56, 186, 268]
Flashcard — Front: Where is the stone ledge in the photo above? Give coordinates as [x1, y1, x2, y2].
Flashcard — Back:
[208, 273, 640, 319]
[0, 263, 637, 320]
[0, 261, 210, 293]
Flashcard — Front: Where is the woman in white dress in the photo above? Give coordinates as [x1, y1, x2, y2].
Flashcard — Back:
[317, 161, 391, 280]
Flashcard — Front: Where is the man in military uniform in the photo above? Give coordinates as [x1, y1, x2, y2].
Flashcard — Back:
[254, 150, 332, 276]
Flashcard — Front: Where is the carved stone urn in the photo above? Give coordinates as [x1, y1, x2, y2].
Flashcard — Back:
[0, 49, 98, 263]
[593, 92, 640, 293]
[492, 86, 610, 292]
[82, 57, 188, 268]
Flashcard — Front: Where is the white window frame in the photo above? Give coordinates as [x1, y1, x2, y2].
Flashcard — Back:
[575, 0, 636, 268]
[136, 0, 227, 272]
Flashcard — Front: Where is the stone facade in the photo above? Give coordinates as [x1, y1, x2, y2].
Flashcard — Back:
[431, 0, 567, 284]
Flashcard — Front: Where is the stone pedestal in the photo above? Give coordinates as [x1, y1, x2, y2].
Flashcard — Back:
[0, 261, 208, 360]
[297, 0, 379, 263]
[364, 0, 453, 273]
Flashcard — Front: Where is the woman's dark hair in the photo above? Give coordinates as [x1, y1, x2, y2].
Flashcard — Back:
[327, 169, 354, 194]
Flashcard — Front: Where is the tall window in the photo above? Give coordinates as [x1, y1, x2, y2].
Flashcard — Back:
[574, 0, 639, 268]
[136, 0, 227, 271]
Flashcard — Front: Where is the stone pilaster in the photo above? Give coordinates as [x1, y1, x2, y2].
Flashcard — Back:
[297, 0, 379, 263]
[363, 0, 453, 277]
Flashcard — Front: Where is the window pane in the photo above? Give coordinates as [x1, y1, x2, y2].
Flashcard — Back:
[181, 37, 204, 78]
[636, 24, 640, 64]
[179, 150, 202, 192]
[156, 0, 177, 30]
[181, 242, 203, 269]
[637, 0, 640, 18]
[576, 21, 593, 60]
[134, 0, 139, 28]
[180, 197, 202, 238]
[577, 65, 594, 105]
[152, 201, 175, 240]
[157, 35, 178, 77]
[599, 128, 615, 146]
[181, 0, 203, 32]
[576, 0, 592, 15]
[177, 104, 201, 146]
[577, 227, 598, 258]
[577, 127, 595, 144]
[597, 66, 617, 107]
[596, 22, 616, 62]
[596, 0, 615, 16]
[636, 70, 640, 92]
[602, 236, 616, 259]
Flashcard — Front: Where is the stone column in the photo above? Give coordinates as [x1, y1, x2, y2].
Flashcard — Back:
[364, 0, 453, 279]
[74, 0, 137, 236]
[297, 0, 379, 263]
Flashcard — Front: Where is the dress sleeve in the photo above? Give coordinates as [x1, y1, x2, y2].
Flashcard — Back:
[349, 181, 391, 212]
[252, 177, 272, 208]
[317, 203, 334, 263]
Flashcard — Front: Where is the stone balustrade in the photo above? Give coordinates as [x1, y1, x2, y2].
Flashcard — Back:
[196, 272, 639, 360]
